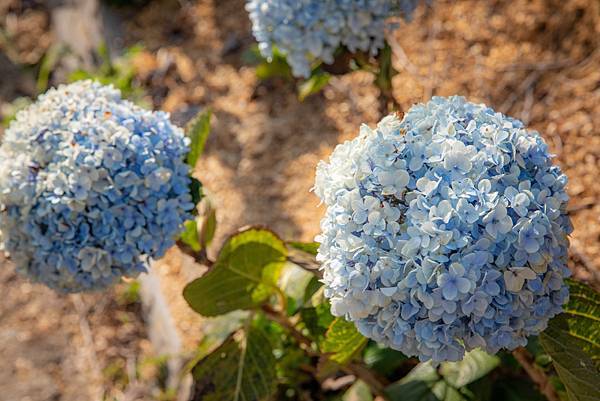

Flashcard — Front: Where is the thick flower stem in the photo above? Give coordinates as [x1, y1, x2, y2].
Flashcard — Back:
[261, 305, 389, 400]
[512, 347, 559, 401]
[176, 240, 213, 267]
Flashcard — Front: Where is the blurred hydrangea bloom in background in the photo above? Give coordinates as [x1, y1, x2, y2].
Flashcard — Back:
[0, 81, 194, 293]
[246, 0, 421, 77]
[314, 96, 572, 362]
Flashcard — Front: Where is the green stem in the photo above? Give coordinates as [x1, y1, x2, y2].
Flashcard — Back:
[261, 305, 390, 400]
[512, 347, 559, 401]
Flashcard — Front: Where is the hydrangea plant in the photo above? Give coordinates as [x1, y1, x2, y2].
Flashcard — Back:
[314, 96, 573, 362]
[246, 0, 421, 78]
[0, 81, 194, 292]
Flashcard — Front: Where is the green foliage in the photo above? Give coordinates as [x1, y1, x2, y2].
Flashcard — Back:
[244, 45, 293, 81]
[298, 70, 331, 101]
[183, 228, 287, 316]
[287, 241, 320, 256]
[180, 220, 202, 252]
[343, 380, 373, 401]
[69, 44, 146, 102]
[186, 109, 212, 169]
[374, 42, 397, 94]
[363, 342, 408, 378]
[191, 325, 277, 401]
[197, 198, 217, 249]
[321, 318, 368, 365]
[179, 218, 600, 401]
[439, 349, 500, 388]
[189, 177, 203, 213]
[540, 279, 600, 401]
[386, 350, 500, 401]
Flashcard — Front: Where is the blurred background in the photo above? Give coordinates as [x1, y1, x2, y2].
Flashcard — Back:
[0, 0, 598, 400]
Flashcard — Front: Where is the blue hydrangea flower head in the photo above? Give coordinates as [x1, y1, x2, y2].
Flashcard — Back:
[0, 81, 194, 293]
[246, 0, 422, 77]
[314, 96, 572, 362]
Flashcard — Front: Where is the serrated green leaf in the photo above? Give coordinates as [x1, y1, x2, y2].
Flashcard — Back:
[184, 228, 287, 316]
[191, 326, 277, 401]
[186, 110, 211, 168]
[540, 280, 600, 401]
[321, 318, 368, 365]
[298, 71, 331, 101]
[440, 349, 500, 388]
[288, 241, 320, 256]
[180, 220, 201, 252]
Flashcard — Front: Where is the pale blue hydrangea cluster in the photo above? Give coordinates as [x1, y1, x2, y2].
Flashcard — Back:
[0, 81, 194, 293]
[315, 96, 572, 362]
[246, 0, 421, 77]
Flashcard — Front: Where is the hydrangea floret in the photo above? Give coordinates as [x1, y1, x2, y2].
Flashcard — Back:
[246, 0, 421, 78]
[0, 81, 194, 293]
[314, 96, 572, 362]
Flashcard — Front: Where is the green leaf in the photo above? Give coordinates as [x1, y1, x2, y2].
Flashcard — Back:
[374, 42, 397, 93]
[539, 279, 600, 401]
[439, 349, 500, 388]
[191, 326, 277, 401]
[363, 342, 408, 377]
[180, 220, 201, 252]
[386, 363, 442, 401]
[287, 241, 320, 256]
[186, 109, 212, 168]
[196, 198, 217, 248]
[303, 276, 323, 304]
[491, 378, 546, 401]
[343, 380, 373, 401]
[183, 228, 287, 316]
[386, 350, 499, 401]
[298, 71, 331, 101]
[189, 177, 203, 213]
[252, 46, 293, 80]
[321, 318, 368, 365]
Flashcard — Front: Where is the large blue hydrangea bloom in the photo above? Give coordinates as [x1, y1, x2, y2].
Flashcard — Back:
[0, 81, 194, 293]
[246, 0, 421, 77]
[315, 96, 572, 362]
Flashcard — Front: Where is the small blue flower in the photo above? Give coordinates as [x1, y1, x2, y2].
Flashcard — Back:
[0, 81, 193, 293]
[315, 96, 572, 362]
[246, 0, 423, 77]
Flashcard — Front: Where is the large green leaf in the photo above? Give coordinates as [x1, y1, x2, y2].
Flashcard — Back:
[183, 228, 287, 316]
[287, 241, 319, 256]
[539, 279, 600, 401]
[440, 349, 500, 388]
[186, 109, 212, 168]
[321, 318, 368, 365]
[386, 363, 448, 401]
[386, 349, 499, 401]
[191, 326, 277, 401]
